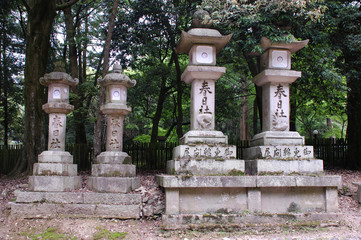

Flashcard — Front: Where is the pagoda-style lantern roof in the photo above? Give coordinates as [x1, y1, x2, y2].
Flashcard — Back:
[40, 62, 78, 87]
[98, 64, 136, 88]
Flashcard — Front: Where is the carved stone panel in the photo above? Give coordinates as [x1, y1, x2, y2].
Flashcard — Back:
[263, 83, 290, 132]
[106, 115, 124, 151]
[191, 79, 215, 131]
[48, 113, 66, 151]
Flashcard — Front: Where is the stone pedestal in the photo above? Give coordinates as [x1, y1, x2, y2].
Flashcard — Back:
[87, 64, 139, 193]
[29, 63, 81, 192]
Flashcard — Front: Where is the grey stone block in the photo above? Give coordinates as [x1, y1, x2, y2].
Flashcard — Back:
[157, 175, 257, 188]
[15, 191, 83, 204]
[173, 144, 237, 159]
[295, 176, 342, 188]
[257, 176, 297, 187]
[29, 176, 82, 192]
[33, 163, 78, 176]
[87, 177, 140, 193]
[95, 151, 132, 164]
[37, 151, 73, 163]
[244, 145, 314, 160]
[245, 159, 323, 175]
[95, 204, 140, 219]
[91, 164, 136, 177]
[250, 131, 305, 147]
[167, 159, 244, 175]
[179, 130, 228, 145]
[9, 202, 58, 218]
[83, 192, 141, 205]
[161, 213, 342, 230]
[352, 182, 361, 203]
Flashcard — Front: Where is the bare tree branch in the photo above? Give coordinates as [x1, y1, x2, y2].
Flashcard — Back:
[56, 0, 79, 11]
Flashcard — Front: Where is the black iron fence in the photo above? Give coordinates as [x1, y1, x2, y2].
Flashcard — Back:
[0, 138, 348, 175]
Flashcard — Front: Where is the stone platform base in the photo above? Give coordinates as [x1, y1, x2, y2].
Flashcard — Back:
[161, 212, 343, 230]
[9, 191, 141, 219]
[157, 175, 341, 215]
[167, 159, 244, 175]
[245, 159, 323, 175]
[250, 131, 305, 146]
[179, 130, 228, 145]
[29, 176, 82, 192]
[87, 176, 140, 193]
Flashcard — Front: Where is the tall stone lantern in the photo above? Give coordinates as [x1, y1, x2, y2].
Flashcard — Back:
[243, 37, 326, 174]
[87, 64, 140, 193]
[29, 62, 81, 191]
[175, 16, 232, 145]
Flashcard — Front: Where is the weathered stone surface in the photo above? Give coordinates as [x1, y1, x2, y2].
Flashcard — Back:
[87, 177, 140, 193]
[161, 213, 341, 230]
[94, 151, 132, 164]
[14, 191, 141, 205]
[326, 187, 339, 212]
[250, 131, 305, 147]
[37, 151, 73, 164]
[295, 176, 342, 188]
[167, 159, 244, 175]
[33, 163, 78, 176]
[178, 187, 248, 214]
[14, 191, 83, 204]
[179, 130, 228, 145]
[29, 176, 81, 192]
[176, 28, 232, 54]
[96, 204, 140, 219]
[173, 144, 237, 159]
[91, 164, 136, 177]
[157, 175, 256, 188]
[9, 202, 140, 219]
[83, 192, 141, 205]
[244, 145, 314, 160]
[253, 69, 301, 87]
[245, 159, 323, 175]
[352, 182, 361, 203]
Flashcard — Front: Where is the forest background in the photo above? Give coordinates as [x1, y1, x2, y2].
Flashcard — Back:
[0, 0, 360, 174]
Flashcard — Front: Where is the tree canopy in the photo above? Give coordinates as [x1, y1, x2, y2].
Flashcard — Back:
[1, 0, 361, 171]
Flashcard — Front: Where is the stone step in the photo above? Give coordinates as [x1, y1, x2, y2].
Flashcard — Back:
[14, 191, 142, 205]
[161, 213, 343, 230]
[8, 202, 140, 219]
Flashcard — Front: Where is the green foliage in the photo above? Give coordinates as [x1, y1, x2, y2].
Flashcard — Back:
[93, 227, 127, 240]
[25, 227, 76, 240]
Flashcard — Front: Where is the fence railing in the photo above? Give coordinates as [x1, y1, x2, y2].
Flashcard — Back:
[0, 138, 348, 175]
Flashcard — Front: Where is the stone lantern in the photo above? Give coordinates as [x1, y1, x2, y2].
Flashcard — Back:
[87, 64, 140, 193]
[175, 12, 232, 144]
[244, 37, 325, 174]
[254, 37, 309, 144]
[29, 62, 81, 191]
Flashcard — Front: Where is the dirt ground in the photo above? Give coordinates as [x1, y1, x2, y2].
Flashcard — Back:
[0, 169, 360, 240]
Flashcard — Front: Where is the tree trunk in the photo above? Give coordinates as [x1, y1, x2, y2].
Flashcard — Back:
[15, 0, 57, 175]
[289, 86, 297, 131]
[63, 6, 87, 144]
[345, 56, 361, 169]
[240, 97, 250, 140]
[93, 0, 120, 157]
[173, 50, 184, 139]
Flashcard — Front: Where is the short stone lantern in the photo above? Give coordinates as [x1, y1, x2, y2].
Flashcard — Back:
[29, 61, 81, 192]
[87, 64, 140, 193]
